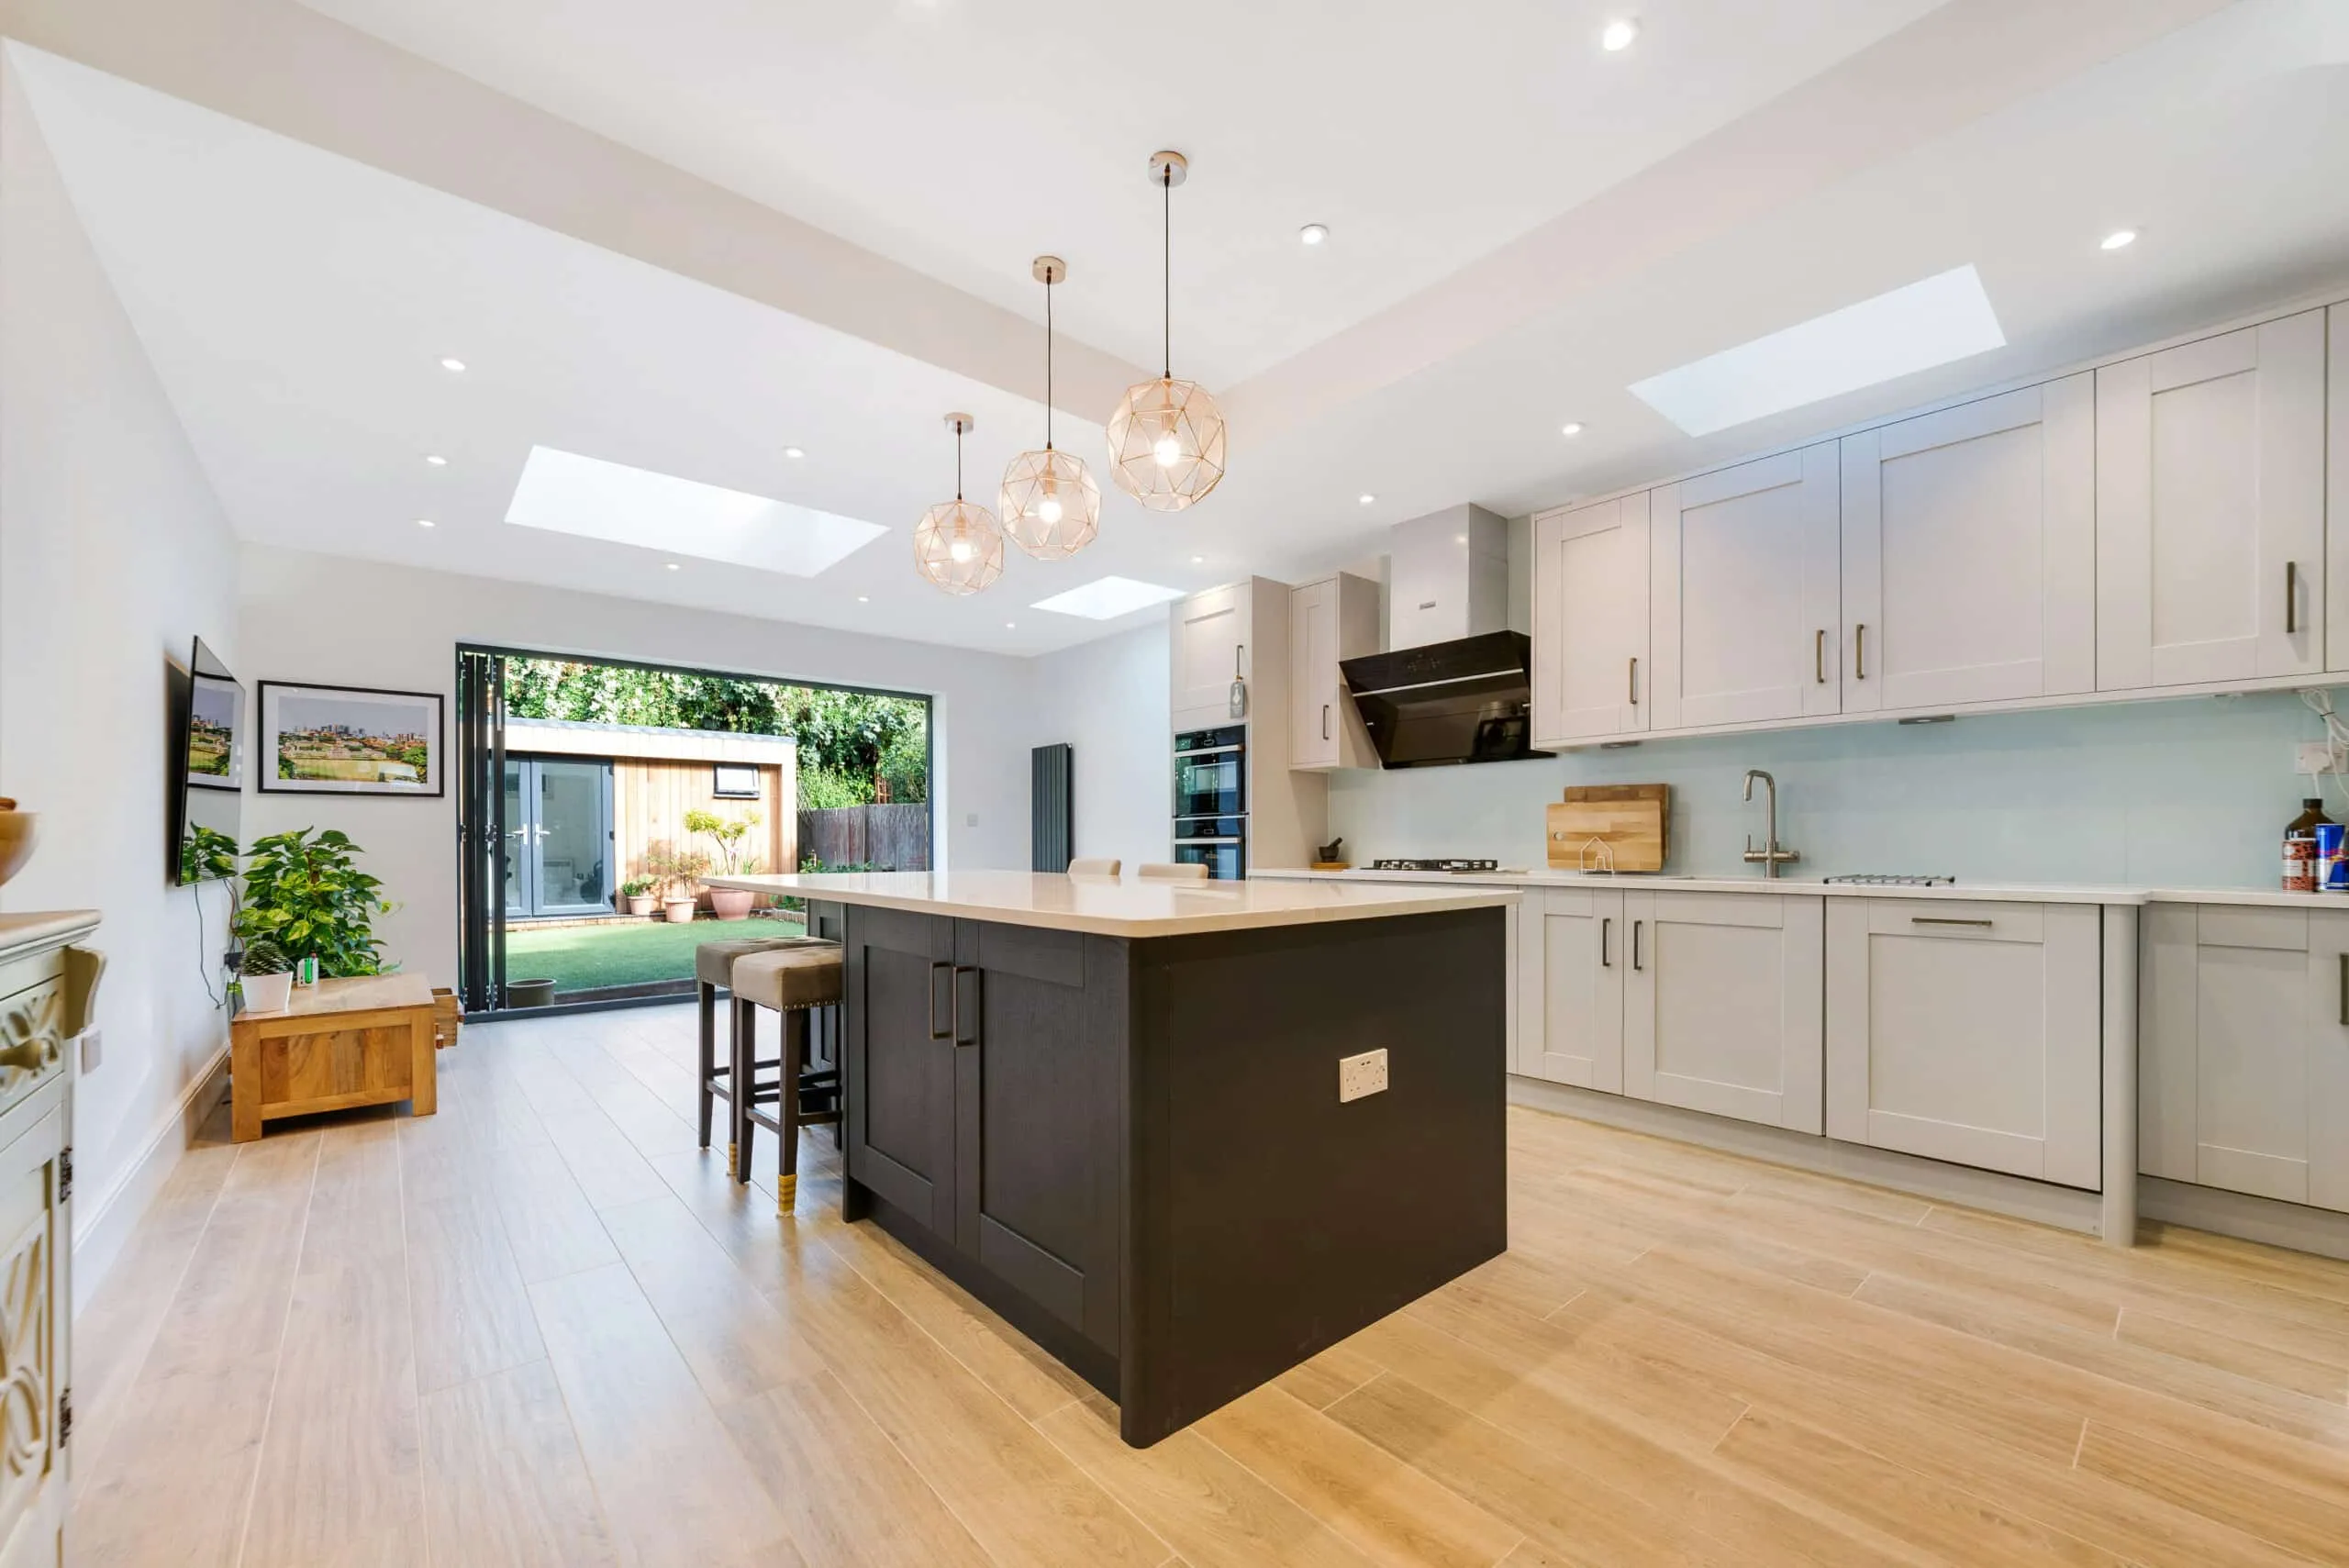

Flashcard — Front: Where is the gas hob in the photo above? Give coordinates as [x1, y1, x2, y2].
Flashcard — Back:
[1366, 859, 1503, 874]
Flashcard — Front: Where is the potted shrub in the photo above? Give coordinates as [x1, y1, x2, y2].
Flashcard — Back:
[685, 807, 762, 920]
[644, 843, 709, 923]
[618, 875, 658, 917]
[239, 937, 295, 1013]
[235, 828, 395, 977]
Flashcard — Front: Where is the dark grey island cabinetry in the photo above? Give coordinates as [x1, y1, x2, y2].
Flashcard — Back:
[720, 870, 1512, 1447]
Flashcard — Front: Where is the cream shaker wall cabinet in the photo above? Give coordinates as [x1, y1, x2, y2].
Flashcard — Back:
[2097, 310, 2325, 691]
[1287, 573, 1381, 772]
[1531, 492, 1652, 746]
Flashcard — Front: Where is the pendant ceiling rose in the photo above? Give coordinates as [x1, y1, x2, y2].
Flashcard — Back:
[914, 411, 1006, 596]
[1108, 149, 1226, 513]
[1003, 256, 1101, 560]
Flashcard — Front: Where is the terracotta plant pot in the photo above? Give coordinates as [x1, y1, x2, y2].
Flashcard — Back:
[241, 972, 294, 1013]
[708, 887, 755, 921]
[662, 897, 698, 924]
[0, 801, 34, 888]
[625, 895, 657, 917]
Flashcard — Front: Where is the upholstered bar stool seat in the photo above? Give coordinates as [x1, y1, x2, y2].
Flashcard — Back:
[695, 935, 803, 1167]
[730, 940, 845, 1213]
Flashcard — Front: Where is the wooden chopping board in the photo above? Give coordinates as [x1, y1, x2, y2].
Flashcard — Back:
[1546, 784, 1668, 873]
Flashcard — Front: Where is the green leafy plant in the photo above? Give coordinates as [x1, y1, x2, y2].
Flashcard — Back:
[618, 875, 655, 898]
[797, 766, 873, 811]
[238, 936, 293, 977]
[234, 828, 395, 977]
[684, 806, 761, 877]
[178, 823, 239, 884]
[642, 841, 711, 898]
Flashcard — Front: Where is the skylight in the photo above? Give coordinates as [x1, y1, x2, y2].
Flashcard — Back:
[505, 446, 885, 575]
[1030, 575, 1188, 620]
[1628, 265, 2006, 437]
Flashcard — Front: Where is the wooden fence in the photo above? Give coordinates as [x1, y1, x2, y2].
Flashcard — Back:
[796, 804, 931, 871]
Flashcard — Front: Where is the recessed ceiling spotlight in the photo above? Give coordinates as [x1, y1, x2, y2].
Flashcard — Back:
[1190, 554, 1206, 564]
[1358, 494, 1376, 506]
[415, 518, 435, 528]
[784, 446, 806, 460]
[856, 595, 870, 603]
[1600, 17, 1639, 51]
[2100, 228, 2139, 251]
[1298, 224, 1329, 246]
[439, 357, 466, 373]
[664, 562, 682, 571]
[424, 454, 447, 466]
[1005, 621, 1017, 629]
[1560, 421, 1586, 438]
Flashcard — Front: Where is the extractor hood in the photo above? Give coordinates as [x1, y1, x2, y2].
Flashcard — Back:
[1340, 630, 1551, 768]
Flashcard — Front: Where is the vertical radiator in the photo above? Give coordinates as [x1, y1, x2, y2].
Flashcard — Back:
[1031, 743, 1074, 873]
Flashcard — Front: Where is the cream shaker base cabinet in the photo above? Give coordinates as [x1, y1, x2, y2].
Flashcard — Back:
[1624, 892, 1823, 1135]
[1825, 900, 2102, 1188]
[2141, 904, 2349, 1212]
[1516, 887, 1624, 1092]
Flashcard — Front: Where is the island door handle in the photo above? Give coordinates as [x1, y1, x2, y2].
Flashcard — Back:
[1631, 920, 1644, 972]
[1599, 917, 1612, 968]
[952, 966, 981, 1048]
[928, 962, 952, 1041]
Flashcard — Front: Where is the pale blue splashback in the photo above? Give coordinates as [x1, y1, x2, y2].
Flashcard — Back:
[1326, 689, 2348, 888]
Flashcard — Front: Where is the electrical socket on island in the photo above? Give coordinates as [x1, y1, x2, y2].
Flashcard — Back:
[1338, 1048, 1388, 1103]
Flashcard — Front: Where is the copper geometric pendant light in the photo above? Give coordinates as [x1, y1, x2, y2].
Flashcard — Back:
[912, 413, 1006, 595]
[1001, 256, 1101, 559]
[1107, 150, 1227, 512]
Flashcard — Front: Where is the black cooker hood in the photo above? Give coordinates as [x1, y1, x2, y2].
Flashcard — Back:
[1339, 630, 1552, 769]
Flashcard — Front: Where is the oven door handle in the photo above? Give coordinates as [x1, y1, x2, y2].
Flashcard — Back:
[1174, 743, 1244, 759]
[1174, 837, 1243, 846]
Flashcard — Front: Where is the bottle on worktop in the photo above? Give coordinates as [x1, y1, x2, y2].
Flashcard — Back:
[2285, 797, 2332, 892]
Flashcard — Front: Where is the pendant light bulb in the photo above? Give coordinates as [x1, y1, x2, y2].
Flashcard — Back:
[914, 413, 1006, 595]
[1002, 256, 1102, 561]
[1108, 150, 1226, 512]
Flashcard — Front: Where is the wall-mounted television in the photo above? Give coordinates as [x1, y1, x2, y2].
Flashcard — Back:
[168, 637, 244, 885]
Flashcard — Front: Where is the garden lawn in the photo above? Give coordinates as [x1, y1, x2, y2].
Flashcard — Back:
[504, 913, 804, 995]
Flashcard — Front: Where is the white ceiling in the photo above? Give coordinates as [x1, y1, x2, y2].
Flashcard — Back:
[13, 0, 2349, 657]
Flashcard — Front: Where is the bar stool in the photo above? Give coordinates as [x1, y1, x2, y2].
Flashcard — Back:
[729, 940, 845, 1213]
[1068, 857, 1121, 876]
[1138, 862, 1209, 880]
[695, 935, 804, 1171]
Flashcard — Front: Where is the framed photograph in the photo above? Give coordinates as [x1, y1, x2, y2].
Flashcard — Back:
[712, 763, 760, 799]
[258, 681, 445, 797]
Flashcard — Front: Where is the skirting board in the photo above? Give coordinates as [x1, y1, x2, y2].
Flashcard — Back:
[72, 1046, 230, 1312]
[1508, 1074, 2102, 1237]
[2140, 1175, 2349, 1264]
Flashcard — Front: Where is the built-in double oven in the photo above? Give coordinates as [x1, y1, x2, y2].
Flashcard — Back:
[1173, 725, 1245, 880]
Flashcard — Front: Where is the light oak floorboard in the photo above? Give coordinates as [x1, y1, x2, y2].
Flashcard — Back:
[71, 1005, 2349, 1568]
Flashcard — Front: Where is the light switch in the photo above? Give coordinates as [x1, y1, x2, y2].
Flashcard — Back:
[79, 1030, 102, 1073]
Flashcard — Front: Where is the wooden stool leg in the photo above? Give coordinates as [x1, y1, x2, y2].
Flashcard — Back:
[779, 1008, 807, 1215]
[696, 979, 717, 1150]
[731, 997, 755, 1185]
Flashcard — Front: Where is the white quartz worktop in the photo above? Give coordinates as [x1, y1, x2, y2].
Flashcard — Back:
[1252, 867, 2349, 910]
[703, 870, 1514, 938]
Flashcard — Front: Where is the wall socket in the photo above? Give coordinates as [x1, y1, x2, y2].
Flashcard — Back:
[2299, 741, 2341, 775]
[79, 1030, 102, 1073]
[1337, 1048, 1388, 1104]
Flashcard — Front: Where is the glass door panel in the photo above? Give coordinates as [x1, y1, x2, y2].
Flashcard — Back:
[504, 756, 614, 919]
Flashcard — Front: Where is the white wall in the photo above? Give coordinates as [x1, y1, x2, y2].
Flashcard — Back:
[0, 58, 240, 1303]
[1026, 621, 1171, 872]
[1330, 689, 2349, 888]
[236, 548, 1037, 982]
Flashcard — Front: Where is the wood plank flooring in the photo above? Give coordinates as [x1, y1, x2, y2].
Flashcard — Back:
[73, 1003, 2349, 1566]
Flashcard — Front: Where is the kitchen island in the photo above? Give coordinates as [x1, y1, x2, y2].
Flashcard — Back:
[703, 870, 1513, 1445]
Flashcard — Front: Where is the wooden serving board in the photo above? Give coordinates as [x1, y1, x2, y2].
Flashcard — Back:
[1547, 784, 1668, 873]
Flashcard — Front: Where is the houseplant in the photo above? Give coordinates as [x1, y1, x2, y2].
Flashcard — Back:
[644, 843, 709, 923]
[235, 827, 395, 976]
[618, 874, 658, 917]
[238, 936, 295, 1013]
[685, 807, 761, 920]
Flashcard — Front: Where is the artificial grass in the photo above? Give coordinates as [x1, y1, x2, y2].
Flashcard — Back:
[504, 912, 804, 995]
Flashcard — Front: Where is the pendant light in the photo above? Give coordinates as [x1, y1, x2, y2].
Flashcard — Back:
[1107, 150, 1227, 512]
[913, 413, 1005, 595]
[1000, 256, 1101, 559]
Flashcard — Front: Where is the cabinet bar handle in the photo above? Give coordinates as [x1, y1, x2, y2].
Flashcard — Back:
[1815, 628, 1826, 684]
[1628, 657, 1640, 706]
[1854, 624, 1867, 680]
[1910, 917, 1995, 929]
[1600, 917, 1612, 968]
[928, 961, 952, 1040]
[2288, 562, 2300, 635]
[1631, 920, 1644, 972]
[952, 965, 980, 1047]
[1322, 703, 1331, 740]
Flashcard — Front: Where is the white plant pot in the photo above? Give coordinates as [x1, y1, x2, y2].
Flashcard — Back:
[243, 972, 295, 1013]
